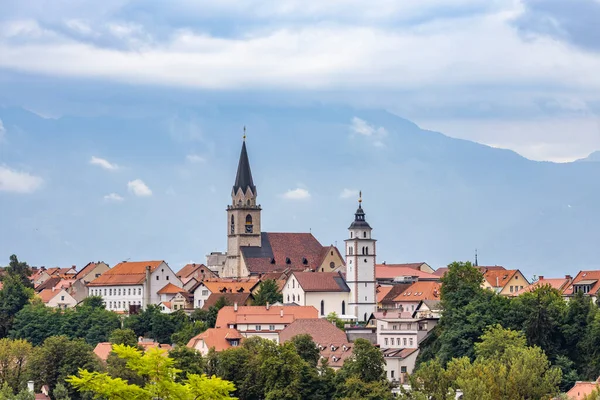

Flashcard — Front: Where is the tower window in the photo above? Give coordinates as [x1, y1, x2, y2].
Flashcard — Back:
[320, 300, 325, 316]
[245, 214, 253, 233]
[363, 231, 366, 238]
[342, 301, 346, 315]
[231, 215, 235, 234]
[350, 232, 353, 238]
[349, 247, 354, 256]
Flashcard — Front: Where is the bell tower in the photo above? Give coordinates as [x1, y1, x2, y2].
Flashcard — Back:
[224, 133, 262, 278]
[344, 192, 377, 322]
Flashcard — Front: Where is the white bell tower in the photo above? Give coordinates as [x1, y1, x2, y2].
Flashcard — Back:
[344, 192, 377, 322]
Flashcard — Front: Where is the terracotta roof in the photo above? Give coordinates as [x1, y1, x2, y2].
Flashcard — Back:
[566, 381, 600, 400]
[75, 262, 102, 279]
[161, 302, 172, 309]
[377, 286, 393, 303]
[177, 263, 216, 281]
[320, 342, 354, 368]
[201, 280, 259, 295]
[279, 318, 348, 344]
[37, 288, 61, 303]
[55, 279, 75, 290]
[566, 271, 600, 296]
[393, 281, 441, 302]
[88, 261, 165, 286]
[375, 265, 439, 280]
[515, 277, 572, 295]
[93, 342, 113, 362]
[241, 232, 327, 274]
[215, 305, 318, 328]
[483, 269, 519, 288]
[433, 267, 448, 277]
[381, 348, 418, 359]
[157, 283, 185, 295]
[202, 293, 252, 310]
[187, 328, 243, 352]
[379, 263, 426, 270]
[380, 283, 414, 306]
[291, 271, 350, 292]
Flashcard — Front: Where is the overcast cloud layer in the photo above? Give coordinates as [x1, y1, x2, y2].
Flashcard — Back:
[1, 0, 599, 160]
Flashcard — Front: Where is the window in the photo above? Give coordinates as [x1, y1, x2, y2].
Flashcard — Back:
[197, 300, 201, 307]
[365, 296, 367, 301]
[385, 338, 388, 346]
[231, 215, 235, 234]
[364, 313, 367, 322]
[401, 366, 407, 373]
[363, 231, 366, 238]
[349, 247, 353, 256]
[510, 286, 514, 293]
[109, 289, 112, 296]
[520, 286, 524, 290]
[61, 296, 65, 301]
[403, 338, 407, 346]
[269, 325, 275, 331]
[231, 340, 239, 347]
[292, 279, 295, 288]
[330, 262, 335, 269]
[320, 300, 325, 316]
[166, 276, 169, 281]
[342, 301, 346, 315]
[118, 289, 121, 296]
[409, 338, 414, 346]
[365, 282, 367, 287]
[138, 288, 142, 295]
[350, 232, 353, 238]
[128, 288, 131, 296]
[245, 214, 253, 233]
[391, 370, 395, 378]
[287, 295, 290, 302]
[365, 247, 369, 255]
[392, 325, 397, 330]
[293, 294, 296, 302]
[255, 325, 262, 331]
[118, 301, 121, 308]
[104, 289, 106, 296]
[202, 290, 209, 296]
[515, 275, 519, 279]
[156, 276, 159, 280]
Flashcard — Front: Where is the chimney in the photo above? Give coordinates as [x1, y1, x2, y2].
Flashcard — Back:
[566, 275, 572, 280]
[539, 276, 544, 280]
[52, 286, 56, 292]
[234, 302, 238, 312]
[144, 266, 151, 309]
[280, 308, 284, 317]
[266, 302, 270, 310]
[27, 381, 34, 393]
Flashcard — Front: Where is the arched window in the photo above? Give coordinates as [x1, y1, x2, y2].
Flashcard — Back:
[363, 231, 367, 238]
[293, 294, 296, 302]
[230, 215, 235, 234]
[349, 247, 354, 256]
[364, 313, 367, 322]
[350, 232, 353, 238]
[365, 247, 369, 255]
[342, 301, 346, 315]
[245, 214, 253, 233]
[320, 300, 325, 316]
[246, 199, 251, 206]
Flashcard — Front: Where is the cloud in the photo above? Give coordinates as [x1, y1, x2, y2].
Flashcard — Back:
[127, 179, 152, 196]
[281, 188, 311, 200]
[90, 156, 118, 170]
[350, 117, 387, 146]
[0, 118, 5, 140]
[103, 193, 124, 202]
[0, 165, 43, 193]
[340, 188, 359, 199]
[186, 154, 206, 163]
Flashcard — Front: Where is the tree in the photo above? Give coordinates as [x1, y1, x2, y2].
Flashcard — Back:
[67, 344, 237, 400]
[0, 338, 33, 393]
[252, 280, 283, 306]
[291, 334, 320, 368]
[4, 256, 33, 289]
[28, 336, 101, 397]
[171, 321, 207, 346]
[52, 383, 71, 400]
[0, 273, 34, 337]
[8, 301, 61, 346]
[123, 305, 175, 343]
[206, 297, 230, 329]
[109, 329, 138, 347]
[326, 312, 345, 330]
[169, 346, 205, 381]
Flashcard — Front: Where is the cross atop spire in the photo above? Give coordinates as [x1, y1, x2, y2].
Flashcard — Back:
[358, 190, 362, 204]
[243, 126, 246, 141]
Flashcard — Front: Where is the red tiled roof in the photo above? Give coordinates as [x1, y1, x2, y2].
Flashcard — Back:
[202, 293, 252, 310]
[176, 263, 216, 281]
[319, 342, 353, 368]
[515, 277, 572, 295]
[377, 286, 393, 303]
[157, 283, 185, 295]
[393, 281, 441, 302]
[291, 271, 350, 292]
[215, 305, 318, 328]
[381, 284, 414, 306]
[483, 269, 518, 288]
[433, 267, 448, 277]
[381, 348, 418, 359]
[566, 271, 600, 296]
[566, 381, 599, 400]
[279, 318, 348, 345]
[88, 261, 165, 286]
[36, 288, 61, 303]
[35, 277, 62, 293]
[375, 265, 439, 280]
[93, 342, 113, 362]
[201, 280, 259, 295]
[187, 328, 243, 352]
[75, 262, 102, 280]
[379, 263, 426, 270]
[241, 232, 327, 274]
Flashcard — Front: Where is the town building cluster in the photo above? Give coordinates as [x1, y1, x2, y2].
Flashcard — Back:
[24, 139, 600, 389]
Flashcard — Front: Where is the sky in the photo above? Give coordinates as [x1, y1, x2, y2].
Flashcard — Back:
[1, 0, 600, 273]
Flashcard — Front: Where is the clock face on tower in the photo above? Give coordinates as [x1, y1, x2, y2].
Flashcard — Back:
[245, 224, 253, 233]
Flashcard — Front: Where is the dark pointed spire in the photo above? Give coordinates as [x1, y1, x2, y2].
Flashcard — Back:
[475, 249, 479, 267]
[233, 135, 256, 196]
[349, 190, 371, 229]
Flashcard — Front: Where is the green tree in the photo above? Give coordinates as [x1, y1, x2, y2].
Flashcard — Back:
[291, 334, 320, 368]
[206, 297, 230, 328]
[67, 344, 237, 400]
[8, 301, 62, 346]
[169, 346, 205, 381]
[79, 296, 105, 309]
[0, 273, 34, 337]
[60, 303, 121, 346]
[326, 312, 345, 330]
[123, 305, 175, 343]
[171, 321, 207, 346]
[4, 256, 33, 289]
[28, 336, 101, 397]
[252, 280, 283, 306]
[109, 329, 138, 347]
[335, 339, 390, 399]
[0, 338, 33, 393]
[52, 383, 71, 400]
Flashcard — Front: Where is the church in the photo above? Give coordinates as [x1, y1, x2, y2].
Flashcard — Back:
[218, 137, 377, 321]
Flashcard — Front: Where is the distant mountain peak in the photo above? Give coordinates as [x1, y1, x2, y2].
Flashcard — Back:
[575, 150, 600, 162]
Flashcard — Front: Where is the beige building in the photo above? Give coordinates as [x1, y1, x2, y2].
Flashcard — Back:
[282, 271, 351, 318]
[482, 267, 529, 296]
[37, 288, 77, 309]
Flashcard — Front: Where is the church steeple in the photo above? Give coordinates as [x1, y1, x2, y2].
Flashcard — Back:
[349, 191, 371, 230]
[232, 140, 256, 197]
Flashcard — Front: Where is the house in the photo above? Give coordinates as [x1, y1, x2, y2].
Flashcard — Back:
[45, 267, 77, 279]
[382, 348, 419, 385]
[372, 310, 438, 351]
[279, 318, 353, 370]
[413, 300, 442, 319]
[215, 304, 318, 342]
[187, 328, 243, 355]
[482, 268, 529, 295]
[34, 277, 62, 293]
[564, 271, 600, 301]
[375, 264, 439, 284]
[515, 275, 573, 296]
[192, 279, 258, 309]
[156, 283, 191, 313]
[282, 271, 351, 318]
[565, 379, 599, 399]
[377, 286, 393, 309]
[30, 268, 52, 287]
[75, 262, 110, 284]
[201, 292, 253, 310]
[378, 262, 434, 274]
[176, 263, 217, 286]
[93, 341, 172, 362]
[37, 288, 77, 309]
[378, 283, 414, 310]
[87, 260, 183, 312]
[392, 281, 441, 313]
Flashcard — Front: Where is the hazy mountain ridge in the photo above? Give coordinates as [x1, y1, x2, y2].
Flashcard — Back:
[1, 105, 599, 276]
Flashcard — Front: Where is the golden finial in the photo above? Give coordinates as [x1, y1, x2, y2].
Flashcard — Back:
[359, 190, 362, 203]
[243, 126, 246, 141]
